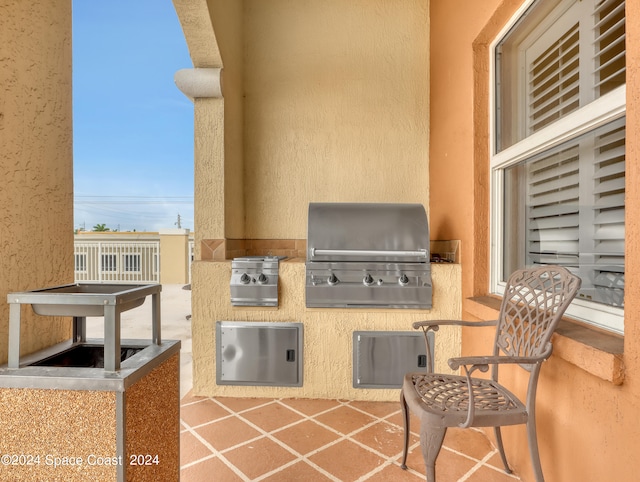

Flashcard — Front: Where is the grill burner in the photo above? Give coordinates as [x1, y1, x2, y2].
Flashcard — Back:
[230, 256, 286, 307]
[305, 203, 432, 309]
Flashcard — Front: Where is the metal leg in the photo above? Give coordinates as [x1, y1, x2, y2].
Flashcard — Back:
[494, 426, 512, 474]
[8, 303, 21, 369]
[104, 305, 121, 371]
[152, 292, 161, 345]
[527, 416, 545, 482]
[400, 389, 410, 470]
[116, 391, 126, 482]
[421, 426, 447, 482]
[73, 316, 86, 343]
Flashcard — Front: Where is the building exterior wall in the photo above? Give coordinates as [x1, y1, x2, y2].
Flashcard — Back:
[241, 0, 430, 239]
[429, 1, 640, 481]
[159, 229, 191, 284]
[74, 231, 193, 285]
[0, 0, 74, 364]
[188, 0, 430, 246]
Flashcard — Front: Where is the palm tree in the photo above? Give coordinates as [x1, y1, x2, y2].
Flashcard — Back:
[92, 223, 110, 232]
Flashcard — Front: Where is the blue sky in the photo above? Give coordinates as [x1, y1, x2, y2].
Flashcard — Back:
[73, 1, 194, 232]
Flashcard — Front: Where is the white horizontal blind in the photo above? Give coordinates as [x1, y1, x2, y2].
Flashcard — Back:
[526, 143, 580, 266]
[591, 120, 625, 306]
[525, 0, 625, 134]
[594, 0, 626, 96]
[528, 22, 580, 133]
[525, 118, 625, 307]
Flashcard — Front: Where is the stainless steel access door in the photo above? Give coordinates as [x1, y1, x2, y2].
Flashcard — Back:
[353, 331, 434, 388]
[216, 322, 303, 386]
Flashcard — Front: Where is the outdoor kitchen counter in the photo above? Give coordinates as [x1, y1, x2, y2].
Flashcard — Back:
[191, 259, 462, 401]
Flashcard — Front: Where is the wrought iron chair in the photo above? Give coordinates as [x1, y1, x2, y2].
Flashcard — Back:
[400, 265, 581, 482]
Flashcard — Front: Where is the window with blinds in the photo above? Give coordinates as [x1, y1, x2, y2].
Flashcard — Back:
[504, 118, 625, 309]
[493, 0, 626, 333]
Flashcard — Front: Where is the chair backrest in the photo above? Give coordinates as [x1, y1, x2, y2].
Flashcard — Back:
[493, 266, 582, 368]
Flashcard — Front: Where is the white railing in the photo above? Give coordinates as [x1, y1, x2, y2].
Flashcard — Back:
[74, 241, 160, 284]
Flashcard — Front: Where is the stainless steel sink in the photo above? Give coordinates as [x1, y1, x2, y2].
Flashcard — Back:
[8, 283, 158, 317]
[6, 283, 162, 370]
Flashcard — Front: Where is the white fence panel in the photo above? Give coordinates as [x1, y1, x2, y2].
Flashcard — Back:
[74, 241, 160, 284]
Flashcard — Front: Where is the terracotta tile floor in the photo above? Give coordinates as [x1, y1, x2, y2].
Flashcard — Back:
[180, 394, 521, 481]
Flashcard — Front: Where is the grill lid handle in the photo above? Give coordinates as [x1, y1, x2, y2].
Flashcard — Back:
[310, 248, 428, 259]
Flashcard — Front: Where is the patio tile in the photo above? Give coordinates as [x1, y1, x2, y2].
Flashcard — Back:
[351, 420, 418, 458]
[222, 436, 297, 480]
[279, 397, 342, 416]
[271, 419, 341, 455]
[215, 396, 274, 413]
[308, 439, 386, 482]
[261, 460, 334, 481]
[239, 401, 304, 432]
[195, 416, 262, 451]
[180, 398, 232, 427]
[314, 405, 377, 435]
[180, 456, 243, 482]
[349, 400, 401, 418]
[180, 431, 213, 466]
[179, 396, 521, 481]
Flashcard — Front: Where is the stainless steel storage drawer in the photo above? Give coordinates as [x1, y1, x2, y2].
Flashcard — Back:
[216, 321, 303, 386]
[353, 331, 433, 388]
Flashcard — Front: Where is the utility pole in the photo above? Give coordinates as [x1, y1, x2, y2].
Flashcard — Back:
[175, 214, 182, 229]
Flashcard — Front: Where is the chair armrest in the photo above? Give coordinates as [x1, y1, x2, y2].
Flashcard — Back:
[447, 354, 546, 371]
[412, 320, 497, 330]
[412, 320, 498, 374]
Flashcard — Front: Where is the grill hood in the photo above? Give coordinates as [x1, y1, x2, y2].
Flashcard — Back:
[307, 203, 429, 263]
[305, 203, 432, 309]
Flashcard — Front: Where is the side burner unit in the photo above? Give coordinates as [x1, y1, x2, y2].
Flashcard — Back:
[230, 256, 286, 307]
[305, 203, 432, 309]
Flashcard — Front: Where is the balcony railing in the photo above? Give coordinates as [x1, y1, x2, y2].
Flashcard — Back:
[74, 241, 160, 284]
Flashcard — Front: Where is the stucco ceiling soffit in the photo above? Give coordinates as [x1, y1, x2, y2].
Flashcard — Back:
[172, 0, 222, 68]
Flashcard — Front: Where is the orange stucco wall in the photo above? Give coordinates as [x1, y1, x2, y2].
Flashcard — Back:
[0, 1, 74, 363]
[429, 1, 640, 481]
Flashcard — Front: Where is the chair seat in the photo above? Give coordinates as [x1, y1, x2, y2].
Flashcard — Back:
[403, 373, 528, 427]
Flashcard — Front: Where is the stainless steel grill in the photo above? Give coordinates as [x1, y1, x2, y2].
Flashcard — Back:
[305, 203, 432, 309]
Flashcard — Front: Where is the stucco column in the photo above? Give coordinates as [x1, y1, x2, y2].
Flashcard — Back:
[0, 0, 74, 363]
[174, 69, 225, 261]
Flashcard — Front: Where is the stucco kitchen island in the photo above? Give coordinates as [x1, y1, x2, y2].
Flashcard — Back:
[190, 257, 461, 402]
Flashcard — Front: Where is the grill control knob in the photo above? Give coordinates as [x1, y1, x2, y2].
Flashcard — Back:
[240, 273, 251, 284]
[399, 274, 410, 286]
[328, 273, 339, 285]
[257, 273, 268, 284]
[363, 273, 374, 286]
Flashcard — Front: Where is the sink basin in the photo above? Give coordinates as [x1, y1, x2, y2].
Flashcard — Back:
[30, 343, 145, 368]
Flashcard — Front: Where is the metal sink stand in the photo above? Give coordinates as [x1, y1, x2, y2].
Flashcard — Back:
[6, 283, 161, 371]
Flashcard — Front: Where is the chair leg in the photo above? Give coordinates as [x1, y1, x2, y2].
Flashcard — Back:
[527, 418, 545, 482]
[494, 427, 512, 474]
[400, 389, 410, 470]
[420, 426, 447, 482]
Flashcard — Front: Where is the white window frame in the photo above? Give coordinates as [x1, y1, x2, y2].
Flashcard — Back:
[74, 253, 87, 273]
[100, 253, 118, 273]
[489, 0, 625, 334]
[122, 253, 141, 273]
